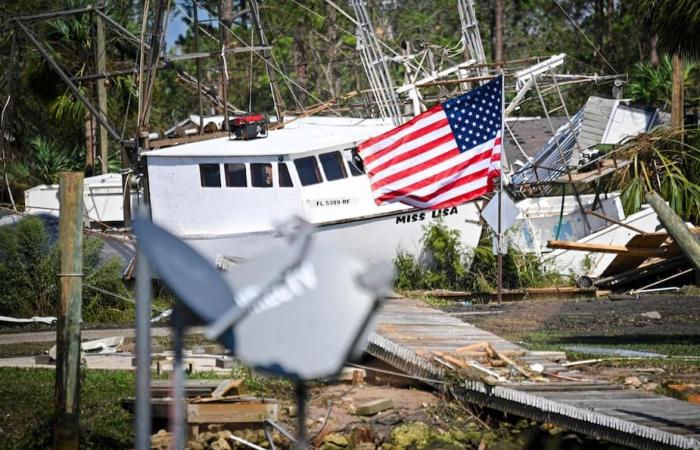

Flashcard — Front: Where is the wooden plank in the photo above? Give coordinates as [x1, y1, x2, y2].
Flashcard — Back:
[187, 401, 279, 424]
[547, 240, 668, 257]
[602, 233, 675, 276]
[210, 379, 243, 399]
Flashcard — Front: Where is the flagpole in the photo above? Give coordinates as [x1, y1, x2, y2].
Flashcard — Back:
[497, 72, 505, 305]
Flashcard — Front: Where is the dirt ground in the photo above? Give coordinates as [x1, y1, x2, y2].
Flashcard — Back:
[301, 384, 440, 443]
[441, 294, 700, 394]
[448, 294, 700, 339]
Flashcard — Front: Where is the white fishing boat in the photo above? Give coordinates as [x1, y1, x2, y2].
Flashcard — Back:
[143, 116, 483, 266]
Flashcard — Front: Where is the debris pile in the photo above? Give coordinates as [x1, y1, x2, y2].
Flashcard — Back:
[425, 341, 581, 384]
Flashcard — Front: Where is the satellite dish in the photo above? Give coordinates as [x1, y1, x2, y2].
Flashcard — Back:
[133, 219, 238, 349]
[134, 218, 393, 381]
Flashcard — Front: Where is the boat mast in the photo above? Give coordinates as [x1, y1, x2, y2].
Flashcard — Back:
[456, 0, 488, 78]
[350, 0, 402, 126]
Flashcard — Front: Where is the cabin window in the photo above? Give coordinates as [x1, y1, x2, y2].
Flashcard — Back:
[278, 163, 293, 187]
[294, 156, 322, 186]
[319, 151, 348, 181]
[199, 164, 221, 187]
[251, 163, 273, 188]
[344, 148, 364, 176]
[224, 163, 247, 187]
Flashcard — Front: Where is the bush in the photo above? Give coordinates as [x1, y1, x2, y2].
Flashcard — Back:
[394, 221, 568, 292]
[0, 216, 133, 323]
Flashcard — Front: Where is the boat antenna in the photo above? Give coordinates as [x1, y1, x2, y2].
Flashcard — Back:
[249, 0, 286, 126]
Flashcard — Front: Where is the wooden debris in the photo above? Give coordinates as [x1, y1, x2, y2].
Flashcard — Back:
[210, 379, 244, 399]
[547, 240, 668, 257]
[561, 358, 604, 367]
[490, 344, 535, 380]
[354, 398, 394, 416]
[531, 351, 567, 362]
[187, 400, 279, 425]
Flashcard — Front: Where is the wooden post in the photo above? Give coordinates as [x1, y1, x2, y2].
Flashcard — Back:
[646, 192, 700, 277]
[55, 172, 84, 450]
[671, 54, 684, 132]
[95, 0, 109, 174]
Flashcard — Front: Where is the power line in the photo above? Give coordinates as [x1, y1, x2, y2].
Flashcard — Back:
[551, 0, 617, 74]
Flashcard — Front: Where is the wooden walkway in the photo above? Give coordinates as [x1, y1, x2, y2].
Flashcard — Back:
[369, 298, 700, 450]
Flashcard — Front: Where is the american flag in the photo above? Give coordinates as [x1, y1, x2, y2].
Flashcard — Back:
[358, 76, 503, 209]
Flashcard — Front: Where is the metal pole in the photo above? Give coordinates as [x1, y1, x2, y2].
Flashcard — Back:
[250, 0, 286, 125]
[55, 172, 84, 450]
[497, 73, 505, 305]
[218, 0, 230, 131]
[171, 308, 186, 450]
[135, 208, 152, 450]
[95, 0, 109, 174]
[294, 382, 308, 450]
[193, 0, 204, 134]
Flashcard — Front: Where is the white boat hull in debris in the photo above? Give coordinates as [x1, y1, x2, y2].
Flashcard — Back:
[184, 204, 483, 268]
[543, 206, 661, 278]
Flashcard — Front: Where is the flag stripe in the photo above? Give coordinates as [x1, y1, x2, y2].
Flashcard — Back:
[373, 137, 501, 192]
[375, 149, 494, 202]
[358, 77, 503, 210]
[359, 105, 443, 155]
[363, 117, 450, 167]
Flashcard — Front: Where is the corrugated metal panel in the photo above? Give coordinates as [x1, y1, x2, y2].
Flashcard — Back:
[579, 97, 618, 149]
[510, 111, 582, 188]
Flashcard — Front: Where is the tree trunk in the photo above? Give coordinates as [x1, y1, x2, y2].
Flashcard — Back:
[494, 0, 504, 64]
[293, 35, 308, 105]
[671, 54, 684, 131]
[84, 110, 94, 174]
[650, 34, 659, 66]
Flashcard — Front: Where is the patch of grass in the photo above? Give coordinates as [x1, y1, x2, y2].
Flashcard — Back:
[0, 368, 135, 449]
[519, 331, 700, 358]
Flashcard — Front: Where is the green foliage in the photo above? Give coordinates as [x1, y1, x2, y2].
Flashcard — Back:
[633, 0, 700, 59]
[394, 221, 566, 292]
[609, 127, 700, 223]
[0, 368, 135, 449]
[0, 216, 132, 323]
[27, 135, 82, 184]
[629, 56, 698, 107]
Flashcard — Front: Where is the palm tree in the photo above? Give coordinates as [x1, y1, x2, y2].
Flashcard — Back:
[633, 0, 700, 130]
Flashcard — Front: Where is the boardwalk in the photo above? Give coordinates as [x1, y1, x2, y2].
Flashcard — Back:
[369, 298, 700, 450]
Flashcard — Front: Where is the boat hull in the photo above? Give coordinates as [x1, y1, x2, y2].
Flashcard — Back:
[182, 203, 483, 267]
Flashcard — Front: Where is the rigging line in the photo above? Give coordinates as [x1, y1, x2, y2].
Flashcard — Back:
[322, 0, 427, 77]
[193, 0, 343, 117]
[0, 95, 15, 210]
[84, 283, 167, 313]
[551, 0, 617, 74]
[258, 10, 305, 111]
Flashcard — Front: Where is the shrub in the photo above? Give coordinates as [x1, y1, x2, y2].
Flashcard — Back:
[0, 216, 133, 323]
[394, 221, 568, 292]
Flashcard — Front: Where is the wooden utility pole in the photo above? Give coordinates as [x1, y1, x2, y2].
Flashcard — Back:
[671, 54, 684, 131]
[95, 0, 109, 174]
[55, 172, 84, 450]
[494, 0, 504, 64]
[646, 192, 700, 276]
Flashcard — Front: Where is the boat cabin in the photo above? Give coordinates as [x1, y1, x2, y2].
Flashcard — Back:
[143, 117, 405, 238]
